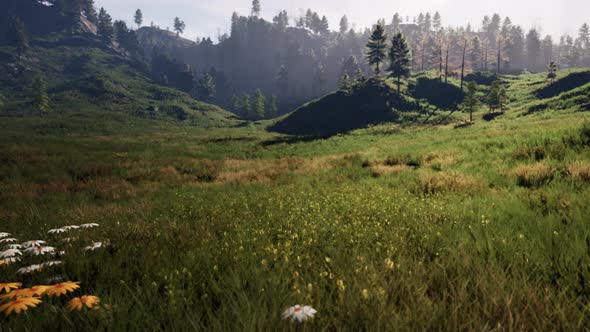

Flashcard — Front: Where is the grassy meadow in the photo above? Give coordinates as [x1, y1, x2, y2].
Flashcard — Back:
[1, 71, 590, 331]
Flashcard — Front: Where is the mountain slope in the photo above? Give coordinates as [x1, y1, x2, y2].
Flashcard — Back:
[0, 32, 237, 128]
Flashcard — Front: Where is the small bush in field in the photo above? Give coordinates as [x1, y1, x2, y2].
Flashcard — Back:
[567, 161, 590, 182]
[514, 162, 554, 187]
[414, 170, 484, 194]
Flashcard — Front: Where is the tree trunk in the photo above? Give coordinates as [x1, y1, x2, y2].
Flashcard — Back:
[484, 44, 488, 71]
[445, 48, 449, 83]
[470, 106, 473, 122]
[439, 46, 443, 81]
[460, 40, 467, 91]
[420, 44, 425, 71]
[496, 38, 501, 74]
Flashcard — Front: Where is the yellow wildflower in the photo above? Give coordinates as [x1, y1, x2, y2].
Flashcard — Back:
[336, 279, 345, 292]
[0, 297, 42, 316]
[361, 289, 369, 300]
[0, 282, 21, 293]
[67, 295, 101, 312]
[46, 281, 80, 297]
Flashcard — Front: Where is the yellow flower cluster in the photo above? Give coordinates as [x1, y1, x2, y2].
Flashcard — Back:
[0, 281, 101, 316]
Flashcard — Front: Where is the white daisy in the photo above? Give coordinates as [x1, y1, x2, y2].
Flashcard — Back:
[282, 305, 317, 323]
[48, 228, 68, 234]
[63, 225, 80, 230]
[2, 257, 20, 264]
[21, 240, 46, 248]
[0, 238, 17, 243]
[0, 232, 10, 238]
[25, 246, 56, 256]
[85, 242, 103, 251]
[0, 249, 22, 259]
[4, 244, 22, 250]
[17, 264, 44, 275]
[79, 223, 99, 229]
[42, 260, 64, 267]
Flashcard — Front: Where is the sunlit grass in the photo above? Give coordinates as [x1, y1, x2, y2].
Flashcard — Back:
[1, 76, 590, 330]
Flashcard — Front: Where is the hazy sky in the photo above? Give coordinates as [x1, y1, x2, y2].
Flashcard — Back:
[95, 0, 589, 42]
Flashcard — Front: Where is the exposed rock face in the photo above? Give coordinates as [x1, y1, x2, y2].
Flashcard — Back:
[0, 0, 97, 42]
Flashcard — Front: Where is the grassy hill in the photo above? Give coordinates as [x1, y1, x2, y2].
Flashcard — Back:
[0, 33, 239, 133]
[271, 69, 590, 136]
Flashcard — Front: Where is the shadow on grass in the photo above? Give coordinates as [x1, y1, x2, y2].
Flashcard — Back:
[536, 71, 590, 99]
[483, 112, 504, 121]
[260, 135, 328, 147]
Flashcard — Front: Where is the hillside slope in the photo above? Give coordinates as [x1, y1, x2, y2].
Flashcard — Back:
[271, 69, 590, 136]
[0, 33, 238, 128]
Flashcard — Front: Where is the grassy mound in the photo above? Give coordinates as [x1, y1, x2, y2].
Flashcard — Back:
[269, 78, 417, 136]
[412, 74, 465, 110]
[536, 71, 590, 99]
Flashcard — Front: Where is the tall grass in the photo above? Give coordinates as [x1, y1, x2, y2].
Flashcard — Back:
[1, 92, 590, 330]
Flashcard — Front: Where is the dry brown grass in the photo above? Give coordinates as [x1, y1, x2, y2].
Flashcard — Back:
[567, 161, 590, 182]
[514, 162, 554, 188]
[215, 154, 351, 184]
[369, 164, 411, 177]
[415, 171, 485, 194]
[5, 144, 47, 164]
[422, 149, 462, 167]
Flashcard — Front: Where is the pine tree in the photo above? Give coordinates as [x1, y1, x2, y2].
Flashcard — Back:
[547, 61, 557, 84]
[267, 95, 278, 118]
[230, 95, 240, 114]
[498, 86, 507, 111]
[97, 8, 114, 43]
[578, 23, 590, 64]
[173, 17, 185, 36]
[391, 13, 402, 33]
[424, 13, 432, 32]
[526, 28, 541, 70]
[276, 65, 288, 96]
[313, 63, 326, 94]
[339, 16, 349, 35]
[253, 89, 265, 119]
[134, 9, 143, 29]
[339, 73, 351, 91]
[31, 76, 50, 116]
[251, 0, 261, 17]
[470, 36, 481, 70]
[388, 32, 412, 95]
[83, 0, 97, 24]
[197, 73, 216, 102]
[341, 55, 360, 78]
[366, 20, 388, 75]
[487, 80, 501, 113]
[241, 93, 251, 118]
[461, 81, 479, 122]
[319, 16, 329, 35]
[541, 35, 553, 65]
[433, 12, 442, 31]
[7, 16, 29, 63]
[272, 10, 289, 30]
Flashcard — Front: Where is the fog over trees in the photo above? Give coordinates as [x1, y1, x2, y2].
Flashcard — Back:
[2, 0, 590, 117]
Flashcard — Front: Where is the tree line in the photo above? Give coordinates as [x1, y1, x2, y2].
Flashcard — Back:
[4, 0, 590, 119]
